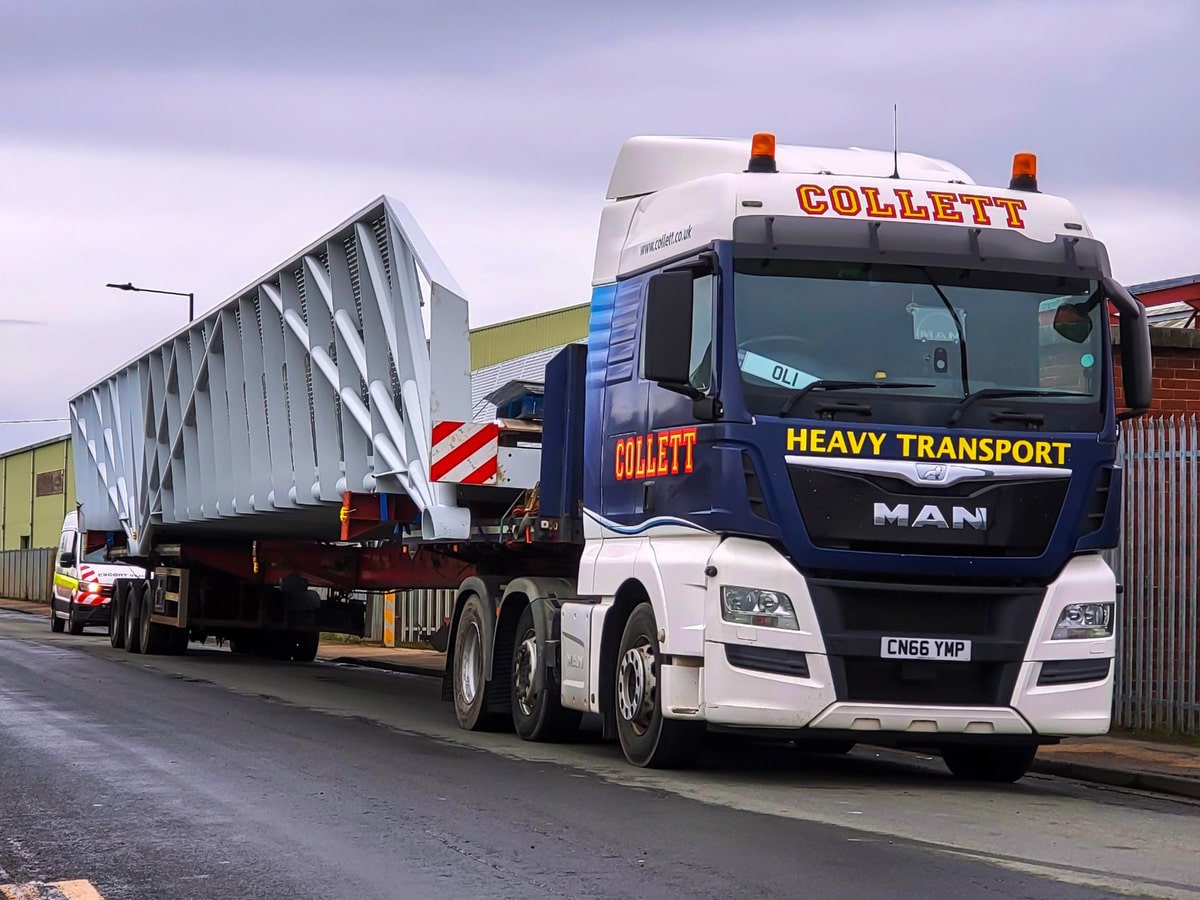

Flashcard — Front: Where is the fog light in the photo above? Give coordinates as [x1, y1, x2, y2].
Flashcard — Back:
[1052, 602, 1113, 640]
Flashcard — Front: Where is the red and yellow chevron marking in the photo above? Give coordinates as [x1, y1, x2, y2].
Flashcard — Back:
[1, 880, 105, 899]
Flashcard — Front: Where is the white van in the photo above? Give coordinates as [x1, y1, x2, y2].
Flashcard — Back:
[51, 511, 145, 635]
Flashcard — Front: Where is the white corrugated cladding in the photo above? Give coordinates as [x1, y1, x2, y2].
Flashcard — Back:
[469, 343, 583, 422]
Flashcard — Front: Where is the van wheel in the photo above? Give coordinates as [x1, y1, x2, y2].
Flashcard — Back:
[615, 602, 705, 768]
[511, 603, 581, 742]
[67, 601, 86, 635]
[50, 604, 65, 633]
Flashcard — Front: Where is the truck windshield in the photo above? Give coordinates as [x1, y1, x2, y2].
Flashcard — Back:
[732, 258, 1104, 430]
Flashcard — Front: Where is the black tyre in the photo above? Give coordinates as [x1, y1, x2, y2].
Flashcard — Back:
[166, 627, 190, 655]
[941, 744, 1038, 783]
[452, 593, 504, 731]
[291, 631, 319, 663]
[109, 584, 127, 649]
[615, 602, 704, 769]
[138, 585, 170, 655]
[50, 602, 65, 633]
[511, 603, 582, 742]
[68, 601, 86, 636]
[124, 586, 142, 653]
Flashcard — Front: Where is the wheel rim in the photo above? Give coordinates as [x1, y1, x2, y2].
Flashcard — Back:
[514, 627, 539, 717]
[459, 620, 483, 705]
[617, 638, 657, 736]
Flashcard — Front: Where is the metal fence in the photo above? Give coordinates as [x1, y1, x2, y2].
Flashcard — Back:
[0, 547, 54, 602]
[1108, 415, 1200, 734]
[396, 589, 456, 646]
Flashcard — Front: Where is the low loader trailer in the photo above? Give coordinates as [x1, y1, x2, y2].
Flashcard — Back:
[71, 133, 1152, 778]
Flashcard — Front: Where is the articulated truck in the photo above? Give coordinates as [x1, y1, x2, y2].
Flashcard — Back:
[70, 133, 1152, 780]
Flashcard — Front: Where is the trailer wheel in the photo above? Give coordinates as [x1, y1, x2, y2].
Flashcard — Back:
[511, 603, 581, 742]
[614, 602, 704, 769]
[166, 627, 189, 655]
[138, 585, 170, 655]
[452, 593, 503, 731]
[109, 584, 127, 649]
[124, 586, 142, 653]
[292, 631, 319, 663]
[941, 744, 1037, 783]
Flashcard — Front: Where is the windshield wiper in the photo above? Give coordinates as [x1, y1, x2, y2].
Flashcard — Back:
[920, 268, 971, 398]
[947, 388, 1091, 427]
[780, 380, 935, 417]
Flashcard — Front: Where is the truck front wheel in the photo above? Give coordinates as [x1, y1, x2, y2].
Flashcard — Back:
[511, 603, 581, 742]
[615, 602, 704, 769]
[941, 744, 1037, 783]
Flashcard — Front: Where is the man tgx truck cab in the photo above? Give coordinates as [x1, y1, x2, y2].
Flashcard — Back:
[51, 511, 144, 635]
[548, 134, 1152, 778]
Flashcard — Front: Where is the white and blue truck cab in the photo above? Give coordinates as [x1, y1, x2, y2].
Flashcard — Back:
[494, 133, 1153, 778]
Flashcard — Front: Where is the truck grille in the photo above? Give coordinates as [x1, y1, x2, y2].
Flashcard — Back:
[807, 574, 1043, 707]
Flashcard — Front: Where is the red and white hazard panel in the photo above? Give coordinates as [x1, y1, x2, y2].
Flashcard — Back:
[431, 421, 499, 485]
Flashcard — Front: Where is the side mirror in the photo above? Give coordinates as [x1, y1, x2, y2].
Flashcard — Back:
[58, 552, 75, 568]
[643, 271, 697, 392]
[1103, 277, 1152, 420]
[1053, 303, 1093, 344]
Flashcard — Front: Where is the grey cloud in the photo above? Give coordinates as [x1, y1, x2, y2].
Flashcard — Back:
[0, 0, 1196, 202]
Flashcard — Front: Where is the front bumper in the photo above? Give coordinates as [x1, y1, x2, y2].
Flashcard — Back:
[690, 540, 1115, 738]
[71, 599, 111, 627]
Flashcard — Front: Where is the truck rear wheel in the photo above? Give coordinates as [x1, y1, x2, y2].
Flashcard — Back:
[138, 585, 170, 655]
[109, 584, 126, 649]
[511, 603, 581, 742]
[166, 627, 189, 655]
[291, 631, 320, 663]
[452, 593, 503, 731]
[941, 744, 1037, 783]
[615, 602, 704, 769]
[124, 587, 142, 653]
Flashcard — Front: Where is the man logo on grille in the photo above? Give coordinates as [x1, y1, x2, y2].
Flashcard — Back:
[917, 464, 948, 482]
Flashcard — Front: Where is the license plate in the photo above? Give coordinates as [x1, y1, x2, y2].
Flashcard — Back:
[881, 636, 972, 662]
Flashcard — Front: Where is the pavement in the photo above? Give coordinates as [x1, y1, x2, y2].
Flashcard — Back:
[5, 596, 1200, 802]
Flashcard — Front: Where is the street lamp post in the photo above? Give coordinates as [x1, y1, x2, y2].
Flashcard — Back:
[105, 282, 194, 322]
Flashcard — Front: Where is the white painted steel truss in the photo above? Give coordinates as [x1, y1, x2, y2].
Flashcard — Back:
[70, 197, 473, 555]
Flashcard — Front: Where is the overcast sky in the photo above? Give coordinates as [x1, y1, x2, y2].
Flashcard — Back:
[1, 0, 1197, 452]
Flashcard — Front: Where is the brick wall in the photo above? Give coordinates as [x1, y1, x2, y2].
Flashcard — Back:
[1113, 327, 1200, 414]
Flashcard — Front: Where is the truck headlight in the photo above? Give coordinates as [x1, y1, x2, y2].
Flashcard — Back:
[721, 586, 798, 630]
[1052, 602, 1113, 640]
[84, 581, 103, 594]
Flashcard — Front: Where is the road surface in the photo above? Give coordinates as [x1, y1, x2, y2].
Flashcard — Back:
[1, 609, 1198, 899]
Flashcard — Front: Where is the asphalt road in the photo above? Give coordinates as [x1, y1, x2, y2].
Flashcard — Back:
[2, 610, 1199, 900]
